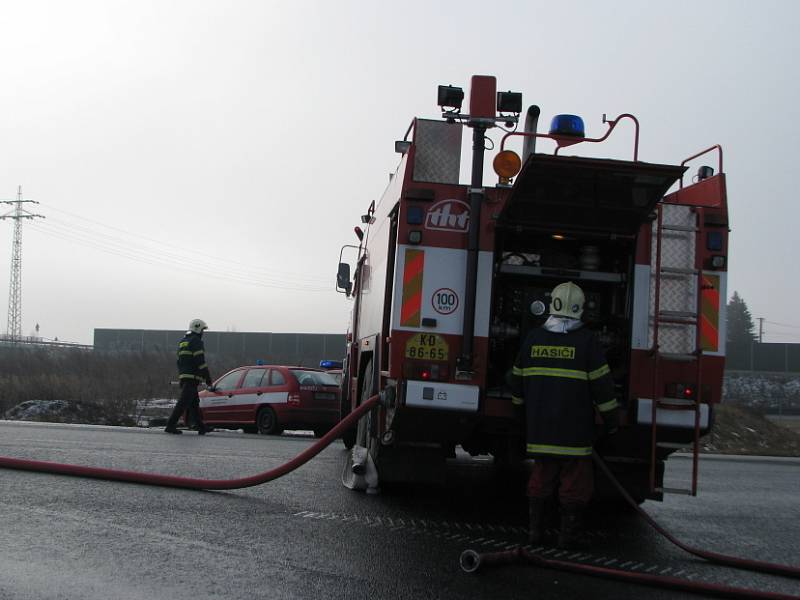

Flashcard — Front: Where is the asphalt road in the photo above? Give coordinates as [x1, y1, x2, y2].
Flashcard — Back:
[1, 421, 798, 600]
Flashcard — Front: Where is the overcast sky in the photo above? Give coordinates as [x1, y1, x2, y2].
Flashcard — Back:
[1, 0, 798, 345]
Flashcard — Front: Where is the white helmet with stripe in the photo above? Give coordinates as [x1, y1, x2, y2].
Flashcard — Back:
[549, 282, 585, 319]
[188, 318, 209, 334]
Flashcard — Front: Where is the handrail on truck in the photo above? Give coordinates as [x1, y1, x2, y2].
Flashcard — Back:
[499, 113, 640, 161]
[679, 145, 724, 188]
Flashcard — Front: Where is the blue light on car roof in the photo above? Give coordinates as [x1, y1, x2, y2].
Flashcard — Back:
[549, 114, 585, 138]
[319, 360, 343, 369]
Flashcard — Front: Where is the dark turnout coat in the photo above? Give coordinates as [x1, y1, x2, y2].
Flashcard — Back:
[176, 332, 211, 385]
[510, 323, 619, 457]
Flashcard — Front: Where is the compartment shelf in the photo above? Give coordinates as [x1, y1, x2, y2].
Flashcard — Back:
[498, 264, 625, 283]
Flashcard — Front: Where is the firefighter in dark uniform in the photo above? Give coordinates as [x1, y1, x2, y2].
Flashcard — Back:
[165, 318, 214, 435]
[510, 282, 619, 548]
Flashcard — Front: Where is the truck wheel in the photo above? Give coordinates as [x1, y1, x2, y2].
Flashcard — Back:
[350, 359, 375, 450]
[340, 357, 356, 449]
[360, 361, 381, 458]
[342, 426, 356, 449]
[257, 406, 280, 435]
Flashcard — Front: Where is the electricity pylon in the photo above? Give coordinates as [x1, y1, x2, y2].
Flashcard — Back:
[1, 186, 44, 342]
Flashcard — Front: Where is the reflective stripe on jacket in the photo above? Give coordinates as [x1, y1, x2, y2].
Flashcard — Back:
[176, 332, 211, 384]
[509, 325, 619, 457]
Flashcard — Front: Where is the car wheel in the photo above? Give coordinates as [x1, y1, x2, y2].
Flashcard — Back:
[257, 406, 280, 435]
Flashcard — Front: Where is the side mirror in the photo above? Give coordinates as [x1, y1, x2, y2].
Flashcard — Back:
[395, 140, 411, 155]
[336, 262, 352, 296]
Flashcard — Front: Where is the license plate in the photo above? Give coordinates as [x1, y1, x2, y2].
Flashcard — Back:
[404, 333, 449, 361]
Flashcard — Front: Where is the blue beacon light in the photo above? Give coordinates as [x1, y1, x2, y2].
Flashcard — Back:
[549, 114, 585, 138]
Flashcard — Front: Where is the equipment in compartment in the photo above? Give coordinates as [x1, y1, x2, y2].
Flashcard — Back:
[488, 233, 634, 401]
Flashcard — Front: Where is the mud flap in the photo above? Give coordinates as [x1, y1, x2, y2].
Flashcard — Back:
[341, 445, 380, 494]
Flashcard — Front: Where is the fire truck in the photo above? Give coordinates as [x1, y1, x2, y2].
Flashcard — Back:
[335, 75, 728, 502]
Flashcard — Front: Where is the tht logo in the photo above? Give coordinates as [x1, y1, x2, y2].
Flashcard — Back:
[425, 199, 470, 232]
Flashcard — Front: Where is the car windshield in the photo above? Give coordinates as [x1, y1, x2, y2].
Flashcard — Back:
[290, 369, 338, 386]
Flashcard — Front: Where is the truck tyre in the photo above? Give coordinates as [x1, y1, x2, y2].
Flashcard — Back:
[257, 406, 280, 435]
[358, 360, 382, 467]
[339, 366, 356, 450]
[342, 424, 356, 449]
[353, 359, 376, 451]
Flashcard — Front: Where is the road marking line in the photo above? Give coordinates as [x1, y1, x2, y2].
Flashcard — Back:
[289, 509, 702, 580]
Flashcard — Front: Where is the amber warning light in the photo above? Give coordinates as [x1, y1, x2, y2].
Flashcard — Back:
[493, 150, 522, 181]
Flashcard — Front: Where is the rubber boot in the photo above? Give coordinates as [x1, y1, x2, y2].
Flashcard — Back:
[557, 504, 586, 550]
[528, 497, 546, 545]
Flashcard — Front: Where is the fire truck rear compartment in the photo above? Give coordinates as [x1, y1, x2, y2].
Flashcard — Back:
[488, 232, 635, 400]
[479, 155, 686, 457]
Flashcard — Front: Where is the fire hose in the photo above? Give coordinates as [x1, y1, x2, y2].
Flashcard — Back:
[0, 396, 380, 490]
[459, 547, 798, 600]
[459, 451, 800, 599]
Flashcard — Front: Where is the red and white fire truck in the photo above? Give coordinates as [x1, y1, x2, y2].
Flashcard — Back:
[336, 75, 729, 502]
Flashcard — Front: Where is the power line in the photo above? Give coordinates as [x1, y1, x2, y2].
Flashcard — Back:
[38, 202, 328, 285]
[35, 215, 326, 286]
[765, 320, 800, 329]
[24, 201, 336, 290]
[27, 221, 330, 293]
[31, 218, 325, 287]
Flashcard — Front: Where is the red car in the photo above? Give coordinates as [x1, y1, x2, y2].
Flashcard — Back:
[198, 365, 340, 436]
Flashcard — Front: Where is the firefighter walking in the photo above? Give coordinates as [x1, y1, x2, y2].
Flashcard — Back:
[510, 282, 619, 548]
[165, 318, 214, 435]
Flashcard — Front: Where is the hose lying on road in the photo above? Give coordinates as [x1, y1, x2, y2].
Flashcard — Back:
[590, 451, 800, 580]
[0, 396, 379, 491]
[459, 450, 800, 599]
[459, 547, 800, 600]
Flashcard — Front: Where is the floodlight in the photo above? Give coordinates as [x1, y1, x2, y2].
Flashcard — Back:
[437, 85, 464, 110]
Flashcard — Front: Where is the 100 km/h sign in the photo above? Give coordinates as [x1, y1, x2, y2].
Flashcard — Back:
[432, 288, 459, 315]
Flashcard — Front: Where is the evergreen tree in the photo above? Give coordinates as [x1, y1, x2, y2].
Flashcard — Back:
[727, 291, 757, 346]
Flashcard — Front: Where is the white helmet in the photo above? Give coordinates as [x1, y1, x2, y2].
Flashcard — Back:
[549, 282, 585, 319]
[188, 318, 208, 334]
